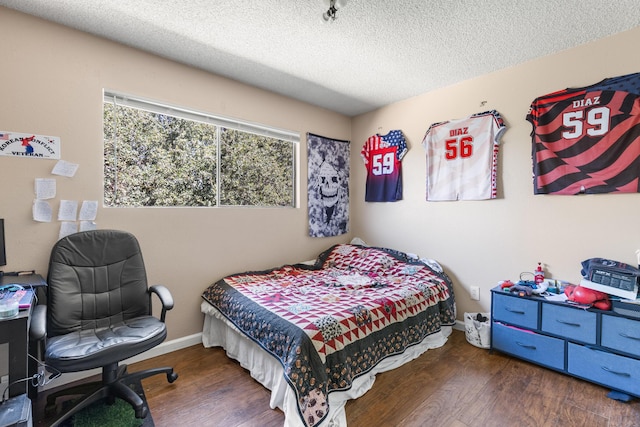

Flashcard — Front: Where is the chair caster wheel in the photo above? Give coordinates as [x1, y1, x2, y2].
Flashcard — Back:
[167, 372, 178, 383]
[135, 405, 148, 419]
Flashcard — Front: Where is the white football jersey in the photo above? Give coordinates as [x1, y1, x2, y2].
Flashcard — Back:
[422, 110, 506, 201]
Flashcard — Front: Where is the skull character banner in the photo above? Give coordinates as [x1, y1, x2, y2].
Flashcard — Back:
[307, 133, 349, 237]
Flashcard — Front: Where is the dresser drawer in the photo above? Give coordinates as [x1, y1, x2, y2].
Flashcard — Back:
[568, 343, 640, 397]
[492, 322, 564, 370]
[601, 315, 640, 357]
[541, 303, 596, 344]
[492, 293, 539, 329]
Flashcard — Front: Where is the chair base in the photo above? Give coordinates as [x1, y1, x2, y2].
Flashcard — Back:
[46, 362, 178, 427]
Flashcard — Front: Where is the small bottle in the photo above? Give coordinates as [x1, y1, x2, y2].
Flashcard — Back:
[534, 262, 545, 286]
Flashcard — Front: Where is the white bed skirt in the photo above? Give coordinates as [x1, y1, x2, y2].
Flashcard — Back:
[201, 301, 452, 427]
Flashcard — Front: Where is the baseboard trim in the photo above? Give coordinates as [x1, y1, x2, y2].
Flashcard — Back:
[453, 319, 465, 331]
[40, 332, 203, 391]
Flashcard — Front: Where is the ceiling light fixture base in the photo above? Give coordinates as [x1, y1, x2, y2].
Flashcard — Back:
[322, 0, 348, 22]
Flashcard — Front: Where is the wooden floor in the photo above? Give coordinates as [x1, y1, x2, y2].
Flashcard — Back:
[33, 330, 640, 427]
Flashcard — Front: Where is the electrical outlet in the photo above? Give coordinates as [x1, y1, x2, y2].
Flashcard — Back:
[470, 286, 480, 301]
[0, 375, 8, 384]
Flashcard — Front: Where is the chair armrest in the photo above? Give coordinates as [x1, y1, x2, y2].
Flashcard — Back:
[30, 304, 47, 341]
[149, 285, 174, 322]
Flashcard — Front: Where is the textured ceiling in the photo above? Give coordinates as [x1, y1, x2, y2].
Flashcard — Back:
[1, 1, 639, 116]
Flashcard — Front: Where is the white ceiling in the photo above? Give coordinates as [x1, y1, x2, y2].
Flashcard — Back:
[2, 1, 639, 116]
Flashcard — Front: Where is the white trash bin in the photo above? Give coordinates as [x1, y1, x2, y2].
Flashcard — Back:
[464, 312, 491, 349]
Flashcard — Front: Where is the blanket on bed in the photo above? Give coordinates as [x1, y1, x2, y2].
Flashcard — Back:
[201, 244, 456, 427]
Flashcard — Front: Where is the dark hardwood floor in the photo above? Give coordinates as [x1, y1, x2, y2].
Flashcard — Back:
[33, 330, 640, 426]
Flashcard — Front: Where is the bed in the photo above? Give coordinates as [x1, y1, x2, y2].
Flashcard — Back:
[200, 243, 456, 427]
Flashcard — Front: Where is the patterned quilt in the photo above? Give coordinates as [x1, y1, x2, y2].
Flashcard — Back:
[201, 244, 456, 427]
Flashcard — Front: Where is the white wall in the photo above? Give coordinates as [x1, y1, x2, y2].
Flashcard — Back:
[351, 27, 640, 317]
[0, 8, 352, 340]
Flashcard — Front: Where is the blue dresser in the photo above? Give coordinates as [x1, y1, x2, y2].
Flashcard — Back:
[491, 286, 640, 398]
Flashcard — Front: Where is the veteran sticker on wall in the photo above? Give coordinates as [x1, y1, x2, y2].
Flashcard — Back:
[0, 131, 61, 159]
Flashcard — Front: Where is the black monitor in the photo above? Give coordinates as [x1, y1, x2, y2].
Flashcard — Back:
[0, 219, 6, 267]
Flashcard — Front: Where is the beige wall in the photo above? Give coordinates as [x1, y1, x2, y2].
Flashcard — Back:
[351, 27, 640, 317]
[0, 8, 351, 340]
[2, 7, 639, 342]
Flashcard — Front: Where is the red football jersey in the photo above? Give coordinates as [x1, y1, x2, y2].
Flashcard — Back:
[527, 72, 640, 195]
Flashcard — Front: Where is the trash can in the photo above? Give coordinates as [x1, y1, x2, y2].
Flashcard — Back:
[464, 312, 491, 349]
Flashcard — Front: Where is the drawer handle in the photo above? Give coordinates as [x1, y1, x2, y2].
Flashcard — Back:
[506, 308, 525, 315]
[601, 366, 631, 378]
[556, 319, 581, 327]
[619, 333, 640, 341]
[516, 341, 536, 350]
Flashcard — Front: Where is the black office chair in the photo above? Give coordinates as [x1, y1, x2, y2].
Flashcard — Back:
[31, 229, 178, 426]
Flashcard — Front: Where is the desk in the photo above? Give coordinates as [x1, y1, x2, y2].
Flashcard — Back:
[0, 274, 46, 398]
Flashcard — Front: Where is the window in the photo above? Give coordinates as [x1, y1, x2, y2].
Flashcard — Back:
[103, 91, 298, 207]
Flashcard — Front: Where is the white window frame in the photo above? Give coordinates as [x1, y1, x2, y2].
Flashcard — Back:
[103, 90, 300, 208]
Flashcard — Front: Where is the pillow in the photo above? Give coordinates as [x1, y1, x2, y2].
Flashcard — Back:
[350, 237, 368, 246]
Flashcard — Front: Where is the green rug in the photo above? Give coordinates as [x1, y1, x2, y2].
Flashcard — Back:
[60, 381, 154, 427]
